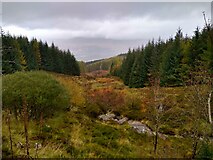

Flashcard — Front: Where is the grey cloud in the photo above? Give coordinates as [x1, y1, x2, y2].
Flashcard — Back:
[3, 2, 211, 28]
[2, 2, 212, 61]
[55, 37, 147, 61]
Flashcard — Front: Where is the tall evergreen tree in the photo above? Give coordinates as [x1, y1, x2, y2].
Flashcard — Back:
[129, 47, 146, 88]
[2, 34, 26, 74]
[31, 38, 41, 70]
[2, 32, 80, 75]
[117, 26, 212, 88]
[121, 48, 136, 85]
[160, 29, 183, 86]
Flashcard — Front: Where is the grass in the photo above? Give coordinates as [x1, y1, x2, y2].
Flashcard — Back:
[2, 71, 213, 158]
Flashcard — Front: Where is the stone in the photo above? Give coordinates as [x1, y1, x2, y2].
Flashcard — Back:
[128, 120, 153, 135]
[98, 113, 115, 121]
[117, 117, 128, 124]
[106, 113, 116, 119]
[98, 115, 109, 121]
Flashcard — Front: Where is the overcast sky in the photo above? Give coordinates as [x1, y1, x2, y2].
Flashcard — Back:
[2, 2, 212, 61]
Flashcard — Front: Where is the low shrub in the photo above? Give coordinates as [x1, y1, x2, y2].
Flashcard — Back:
[87, 88, 125, 114]
[91, 124, 120, 149]
[83, 102, 102, 118]
[3, 71, 70, 120]
[197, 142, 213, 159]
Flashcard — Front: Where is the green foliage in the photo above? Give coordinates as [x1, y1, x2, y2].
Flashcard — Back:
[30, 38, 41, 70]
[2, 33, 26, 74]
[123, 93, 142, 120]
[121, 49, 136, 85]
[129, 51, 146, 88]
[2, 71, 70, 120]
[2, 73, 209, 158]
[2, 32, 80, 75]
[160, 29, 183, 86]
[86, 55, 125, 73]
[84, 103, 102, 118]
[91, 124, 120, 148]
[197, 142, 213, 159]
[78, 61, 87, 73]
[117, 26, 213, 88]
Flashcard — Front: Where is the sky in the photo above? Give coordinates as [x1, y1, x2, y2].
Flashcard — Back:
[2, 2, 212, 61]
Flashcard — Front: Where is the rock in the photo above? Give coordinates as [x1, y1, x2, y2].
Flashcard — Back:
[98, 113, 174, 140]
[35, 143, 42, 150]
[128, 120, 153, 135]
[117, 117, 128, 124]
[98, 113, 115, 121]
[106, 113, 116, 119]
[158, 133, 167, 140]
[113, 118, 119, 122]
[174, 135, 183, 139]
[98, 115, 109, 121]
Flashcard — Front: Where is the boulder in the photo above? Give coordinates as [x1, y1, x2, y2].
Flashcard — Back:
[106, 113, 116, 119]
[117, 117, 128, 124]
[98, 113, 115, 121]
[128, 120, 153, 135]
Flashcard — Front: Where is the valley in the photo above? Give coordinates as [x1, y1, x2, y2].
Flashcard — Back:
[2, 72, 213, 158]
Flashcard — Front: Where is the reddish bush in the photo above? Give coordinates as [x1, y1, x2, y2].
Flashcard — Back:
[88, 88, 125, 114]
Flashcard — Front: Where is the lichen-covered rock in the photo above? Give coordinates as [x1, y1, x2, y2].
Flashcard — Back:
[117, 117, 128, 124]
[128, 120, 153, 135]
[98, 113, 115, 121]
[98, 113, 167, 139]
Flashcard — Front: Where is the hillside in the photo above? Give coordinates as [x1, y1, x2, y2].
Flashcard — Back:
[79, 54, 125, 73]
[2, 71, 213, 158]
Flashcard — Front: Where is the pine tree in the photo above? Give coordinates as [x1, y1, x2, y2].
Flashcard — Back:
[121, 49, 136, 85]
[2, 32, 80, 75]
[179, 36, 192, 83]
[160, 29, 183, 86]
[188, 27, 203, 69]
[31, 38, 41, 69]
[2, 34, 26, 74]
[129, 47, 146, 88]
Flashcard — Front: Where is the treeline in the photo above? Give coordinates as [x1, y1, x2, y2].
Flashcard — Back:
[1, 31, 80, 75]
[111, 25, 213, 87]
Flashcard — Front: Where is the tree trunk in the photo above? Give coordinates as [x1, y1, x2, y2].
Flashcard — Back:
[154, 124, 158, 155]
[192, 128, 199, 159]
[7, 111, 13, 158]
[40, 112, 43, 134]
[208, 91, 212, 124]
[192, 138, 198, 159]
[23, 97, 30, 158]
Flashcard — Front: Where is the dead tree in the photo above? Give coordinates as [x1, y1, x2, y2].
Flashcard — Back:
[149, 76, 166, 155]
[22, 96, 30, 158]
[6, 110, 13, 158]
[186, 67, 213, 158]
[207, 91, 212, 124]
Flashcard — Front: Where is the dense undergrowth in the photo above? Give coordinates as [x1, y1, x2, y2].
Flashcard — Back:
[2, 71, 213, 158]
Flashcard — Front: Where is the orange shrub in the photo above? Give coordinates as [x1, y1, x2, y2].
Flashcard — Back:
[87, 88, 125, 114]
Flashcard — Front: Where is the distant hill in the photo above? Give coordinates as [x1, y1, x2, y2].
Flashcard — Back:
[80, 54, 126, 74]
[87, 54, 125, 72]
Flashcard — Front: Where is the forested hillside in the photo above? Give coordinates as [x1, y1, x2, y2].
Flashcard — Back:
[79, 54, 125, 74]
[1, 31, 80, 75]
[111, 25, 213, 88]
